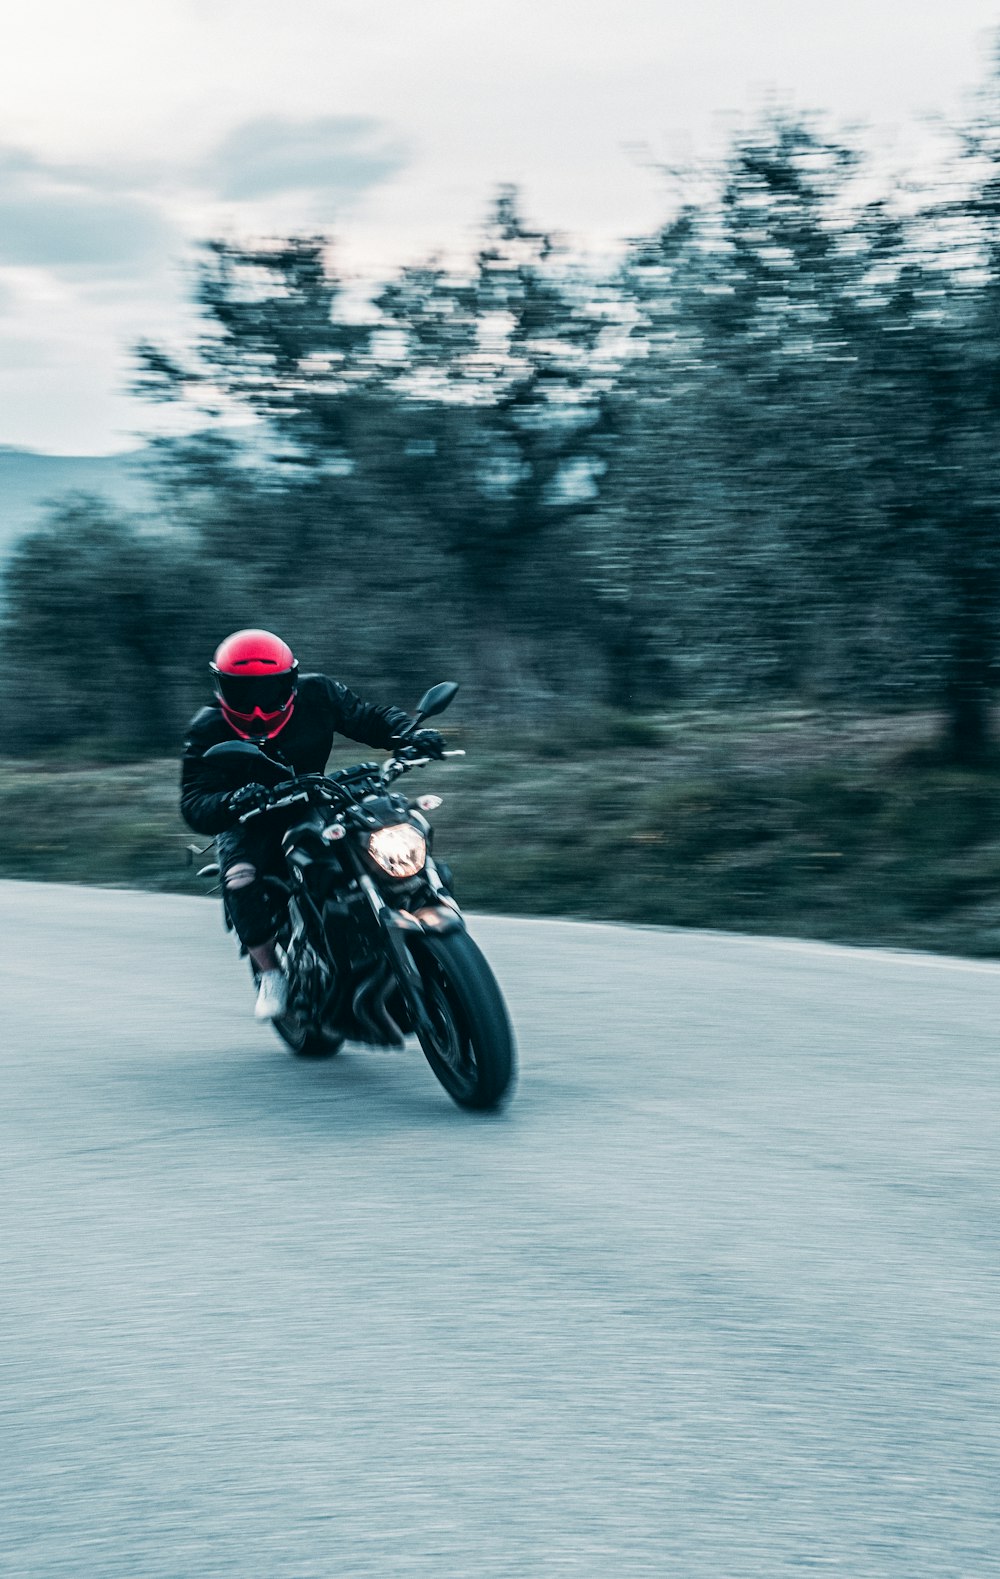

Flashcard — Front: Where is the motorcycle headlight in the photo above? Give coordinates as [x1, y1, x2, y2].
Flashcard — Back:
[367, 823, 427, 879]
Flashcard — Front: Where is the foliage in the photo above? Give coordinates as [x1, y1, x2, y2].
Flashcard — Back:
[6, 64, 1000, 957]
[0, 497, 222, 753]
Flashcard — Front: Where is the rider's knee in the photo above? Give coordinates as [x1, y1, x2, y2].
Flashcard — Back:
[224, 861, 257, 891]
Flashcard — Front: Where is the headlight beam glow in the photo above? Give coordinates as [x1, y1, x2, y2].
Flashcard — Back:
[367, 823, 427, 879]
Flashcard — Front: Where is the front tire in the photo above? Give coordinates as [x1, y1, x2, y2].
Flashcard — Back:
[410, 931, 516, 1111]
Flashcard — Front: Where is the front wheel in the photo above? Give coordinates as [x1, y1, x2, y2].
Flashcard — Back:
[410, 931, 516, 1111]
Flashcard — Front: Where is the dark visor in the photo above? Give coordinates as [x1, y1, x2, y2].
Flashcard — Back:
[215, 670, 296, 716]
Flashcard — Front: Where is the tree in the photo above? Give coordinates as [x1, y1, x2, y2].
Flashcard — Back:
[609, 120, 893, 703]
[133, 193, 630, 709]
[0, 498, 219, 753]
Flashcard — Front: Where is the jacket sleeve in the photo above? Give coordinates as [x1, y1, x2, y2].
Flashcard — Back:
[180, 735, 237, 837]
[325, 678, 411, 750]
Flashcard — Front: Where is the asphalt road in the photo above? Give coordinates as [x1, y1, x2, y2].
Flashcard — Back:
[2, 879, 999, 1577]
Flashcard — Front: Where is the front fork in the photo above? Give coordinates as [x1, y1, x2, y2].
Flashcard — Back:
[353, 873, 438, 1043]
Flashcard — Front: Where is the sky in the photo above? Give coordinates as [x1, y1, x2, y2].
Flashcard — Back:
[2, 0, 999, 454]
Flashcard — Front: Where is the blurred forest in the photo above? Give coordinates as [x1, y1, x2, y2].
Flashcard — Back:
[7, 77, 1000, 761]
[7, 78, 1000, 951]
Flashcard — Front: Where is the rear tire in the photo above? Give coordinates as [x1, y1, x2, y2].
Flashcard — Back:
[410, 930, 516, 1111]
[249, 961, 343, 1059]
[274, 1018, 344, 1060]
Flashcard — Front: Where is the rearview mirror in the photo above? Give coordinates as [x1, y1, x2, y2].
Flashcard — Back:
[414, 681, 459, 722]
[205, 740, 266, 762]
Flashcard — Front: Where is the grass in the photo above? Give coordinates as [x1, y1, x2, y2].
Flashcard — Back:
[5, 708, 1000, 957]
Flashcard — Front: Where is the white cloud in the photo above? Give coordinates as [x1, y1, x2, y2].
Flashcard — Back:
[0, 114, 413, 449]
[0, 148, 173, 271]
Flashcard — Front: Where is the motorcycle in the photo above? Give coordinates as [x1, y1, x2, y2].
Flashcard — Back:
[195, 682, 516, 1112]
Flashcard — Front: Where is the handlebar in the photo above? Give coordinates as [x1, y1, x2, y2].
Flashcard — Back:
[237, 749, 465, 820]
[238, 789, 310, 824]
[380, 748, 465, 782]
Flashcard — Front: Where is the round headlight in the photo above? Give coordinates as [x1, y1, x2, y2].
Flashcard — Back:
[367, 823, 427, 879]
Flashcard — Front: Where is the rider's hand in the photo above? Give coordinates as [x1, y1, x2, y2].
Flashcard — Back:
[409, 728, 447, 759]
[226, 782, 272, 820]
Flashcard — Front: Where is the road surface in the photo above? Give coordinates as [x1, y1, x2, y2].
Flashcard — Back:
[2, 880, 998, 1576]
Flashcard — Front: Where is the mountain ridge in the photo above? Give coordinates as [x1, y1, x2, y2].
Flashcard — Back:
[0, 446, 154, 562]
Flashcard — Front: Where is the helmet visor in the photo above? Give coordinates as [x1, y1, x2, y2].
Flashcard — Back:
[214, 670, 297, 719]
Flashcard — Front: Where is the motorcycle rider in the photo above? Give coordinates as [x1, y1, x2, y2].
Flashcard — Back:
[181, 629, 445, 1022]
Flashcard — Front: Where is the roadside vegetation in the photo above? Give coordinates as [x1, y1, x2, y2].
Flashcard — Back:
[6, 708, 1000, 958]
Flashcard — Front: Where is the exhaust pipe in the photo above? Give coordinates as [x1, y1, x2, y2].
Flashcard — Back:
[351, 963, 406, 1047]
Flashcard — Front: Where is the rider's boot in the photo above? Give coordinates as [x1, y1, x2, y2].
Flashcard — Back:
[255, 969, 289, 1021]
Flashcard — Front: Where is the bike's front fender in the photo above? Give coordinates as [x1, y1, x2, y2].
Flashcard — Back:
[382, 902, 466, 938]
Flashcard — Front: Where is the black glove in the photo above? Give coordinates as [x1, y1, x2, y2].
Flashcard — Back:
[226, 782, 272, 821]
[409, 728, 447, 759]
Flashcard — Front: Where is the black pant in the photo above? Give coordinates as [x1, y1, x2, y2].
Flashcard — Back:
[216, 822, 288, 949]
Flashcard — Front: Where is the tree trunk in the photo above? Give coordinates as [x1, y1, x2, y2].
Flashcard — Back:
[943, 562, 994, 765]
[600, 600, 675, 711]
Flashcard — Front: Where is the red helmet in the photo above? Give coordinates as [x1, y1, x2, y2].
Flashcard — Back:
[211, 629, 298, 740]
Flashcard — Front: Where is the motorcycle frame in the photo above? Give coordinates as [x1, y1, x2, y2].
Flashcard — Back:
[275, 802, 464, 1047]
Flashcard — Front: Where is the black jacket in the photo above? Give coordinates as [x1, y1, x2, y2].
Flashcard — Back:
[181, 673, 410, 836]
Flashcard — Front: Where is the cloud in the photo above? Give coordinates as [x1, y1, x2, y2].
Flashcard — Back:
[0, 147, 173, 271]
[0, 116, 408, 277]
[202, 115, 408, 206]
[0, 115, 410, 447]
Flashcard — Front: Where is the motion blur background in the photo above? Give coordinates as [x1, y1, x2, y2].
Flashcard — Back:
[5, 1, 1000, 954]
